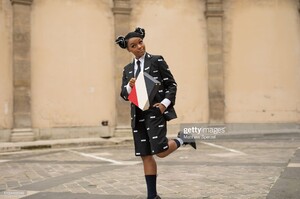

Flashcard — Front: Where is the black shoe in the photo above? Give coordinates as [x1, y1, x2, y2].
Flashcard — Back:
[177, 131, 197, 149]
[148, 195, 161, 199]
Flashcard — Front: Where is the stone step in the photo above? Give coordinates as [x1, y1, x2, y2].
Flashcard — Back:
[10, 129, 34, 142]
[114, 127, 132, 137]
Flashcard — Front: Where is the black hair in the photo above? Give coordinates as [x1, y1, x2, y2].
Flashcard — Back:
[115, 27, 145, 49]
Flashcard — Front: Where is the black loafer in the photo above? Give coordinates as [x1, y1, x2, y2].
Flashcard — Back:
[178, 131, 197, 149]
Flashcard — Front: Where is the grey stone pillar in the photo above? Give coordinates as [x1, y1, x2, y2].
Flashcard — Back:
[205, 0, 225, 123]
[10, 0, 34, 141]
[112, 0, 132, 136]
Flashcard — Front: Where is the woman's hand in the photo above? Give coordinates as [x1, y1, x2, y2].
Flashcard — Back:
[153, 103, 166, 114]
[129, 78, 136, 88]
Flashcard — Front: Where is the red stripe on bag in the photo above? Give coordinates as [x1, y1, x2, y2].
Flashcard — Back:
[128, 86, 139, 107]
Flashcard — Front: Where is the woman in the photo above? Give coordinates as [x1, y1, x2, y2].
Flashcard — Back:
[116, 27, 196, 199]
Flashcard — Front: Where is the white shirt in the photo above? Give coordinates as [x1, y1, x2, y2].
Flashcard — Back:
[134, 53, 145, 77]
[126, 53, 171, 109]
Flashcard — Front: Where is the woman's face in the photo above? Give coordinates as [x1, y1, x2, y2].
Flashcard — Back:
[127, 37, 146, 59]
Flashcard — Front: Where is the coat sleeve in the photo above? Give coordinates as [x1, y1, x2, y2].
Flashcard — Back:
[155, 56, 177, 106]
[120, 68, 129, 101]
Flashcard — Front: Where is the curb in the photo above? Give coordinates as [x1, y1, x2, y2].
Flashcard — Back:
[0, 137, 134, 153]
[216, 131, 300, 140]
[1, 132, 300, 153]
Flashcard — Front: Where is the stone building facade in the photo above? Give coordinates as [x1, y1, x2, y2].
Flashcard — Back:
[0, 0, 300, 141]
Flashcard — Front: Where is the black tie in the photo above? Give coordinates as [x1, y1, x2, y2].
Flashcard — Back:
[135, 60, 141, 78]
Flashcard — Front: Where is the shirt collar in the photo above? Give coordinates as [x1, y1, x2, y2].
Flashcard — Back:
[135, 53, 146, 63]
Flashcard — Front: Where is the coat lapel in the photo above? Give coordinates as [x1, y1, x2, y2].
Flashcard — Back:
[144, 53, 152, 73]
[128, 61, 134, 79]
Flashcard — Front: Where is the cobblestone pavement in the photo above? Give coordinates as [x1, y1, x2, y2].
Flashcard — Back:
[0, 135, 299, 199]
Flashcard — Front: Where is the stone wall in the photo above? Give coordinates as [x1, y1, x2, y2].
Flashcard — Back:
[31, 0, 115, 129]
[0, 0, 13, 136]
[224, 0, 300, 123]
[0, 0, 299, 141]
[130, 0, 209, 124]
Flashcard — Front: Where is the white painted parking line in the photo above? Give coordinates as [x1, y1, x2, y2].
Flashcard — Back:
[90, 152, 112, 156]
[287, 163, 300, 168]
[201, 141, 246, 155]
[66, 150, 140, 165]
[209, 153, 243, 157]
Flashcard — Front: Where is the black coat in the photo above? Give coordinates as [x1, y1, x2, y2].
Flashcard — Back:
[120, 53, 177, 128]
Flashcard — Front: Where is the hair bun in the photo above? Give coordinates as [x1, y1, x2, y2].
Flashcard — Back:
[134, 27, 145, 39]
[115, 36, 127, 49]
[115, 27, 145, 49]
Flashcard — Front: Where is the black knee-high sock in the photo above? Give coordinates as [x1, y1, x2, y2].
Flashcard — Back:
[145, 175, 157, 199]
